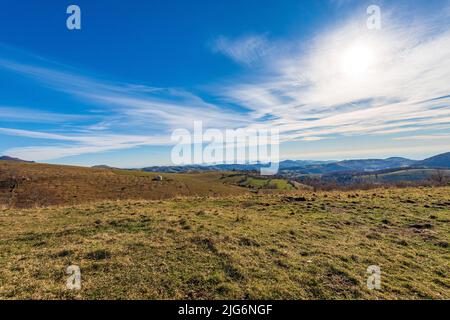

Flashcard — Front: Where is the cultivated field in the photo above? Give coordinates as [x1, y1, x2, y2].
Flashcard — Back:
[0, 163, 448, 299]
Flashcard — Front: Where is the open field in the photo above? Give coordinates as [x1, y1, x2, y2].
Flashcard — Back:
[0, 183, 448, 299]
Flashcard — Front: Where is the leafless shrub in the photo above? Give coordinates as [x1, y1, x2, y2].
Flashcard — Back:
[429, 169, 450, 186]
[296, 174, 448, 191]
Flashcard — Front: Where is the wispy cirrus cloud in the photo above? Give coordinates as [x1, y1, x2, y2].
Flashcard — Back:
[216, 10, 450, 142]
[211, 34, 271, 65]
[0, 56, 251, 161]
[0, 127, 170, 161]
[0, 58, 250, 130]
[393, 135, 450, 141]
[0, 106, 90, 123]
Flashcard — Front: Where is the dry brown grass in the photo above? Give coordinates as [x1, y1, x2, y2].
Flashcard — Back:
[0, 161, 246, 208]
[0, 186, 448, 299]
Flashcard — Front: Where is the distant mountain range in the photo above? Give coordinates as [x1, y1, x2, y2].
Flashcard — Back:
[140, 152, 450, 175]
[415, 152, 450, 168]
[2, 152, 449, 175]
[0, 156, 34, 163]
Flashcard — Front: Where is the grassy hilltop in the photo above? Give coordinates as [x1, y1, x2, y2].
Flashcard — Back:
[0, 161, 247, 208]
[0, 162, 449, 299]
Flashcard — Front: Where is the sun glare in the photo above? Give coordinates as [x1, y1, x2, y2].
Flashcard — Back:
[339, 43, 375, 77]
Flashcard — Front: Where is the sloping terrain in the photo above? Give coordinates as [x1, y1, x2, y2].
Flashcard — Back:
[358, 168, 450, 183]
[220, 173, 300, 190]
[334, 157, 416, 171]
[0, 161, 247, 208]
[0, 156, 33, 163]
[287, 157, 417, 174]
[417, 152, 450, 168]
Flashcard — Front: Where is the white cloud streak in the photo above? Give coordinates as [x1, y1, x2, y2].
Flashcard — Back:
[212, 35, 271, 65]
[0, 127, 170, 161]
[217, 12, 450, 142]
[0, 58, 250, 160]
[0, 106, 90, 123]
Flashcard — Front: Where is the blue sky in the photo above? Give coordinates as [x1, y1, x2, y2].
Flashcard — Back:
[0, 0, 449, 167]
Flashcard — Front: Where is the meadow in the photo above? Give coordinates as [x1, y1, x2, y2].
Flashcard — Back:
[0, 162, 449, 299]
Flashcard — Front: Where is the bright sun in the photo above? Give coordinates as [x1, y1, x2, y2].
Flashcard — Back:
[339, 43, 375, 77]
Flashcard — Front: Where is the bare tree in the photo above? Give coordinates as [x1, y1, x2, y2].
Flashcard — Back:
[431, 169, 446, 185]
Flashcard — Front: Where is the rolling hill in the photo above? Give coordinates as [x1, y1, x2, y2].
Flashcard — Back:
[140, 153, 449, 175]
[1, 152, 449, 197]
[0, 161, 248, 208]
[0, 161, 305, 209]
[0, 156, 33, 163]
[416, 152, 450, 168]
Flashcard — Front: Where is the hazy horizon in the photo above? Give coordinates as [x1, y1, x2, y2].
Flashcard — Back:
[2, 150, 446, 169]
